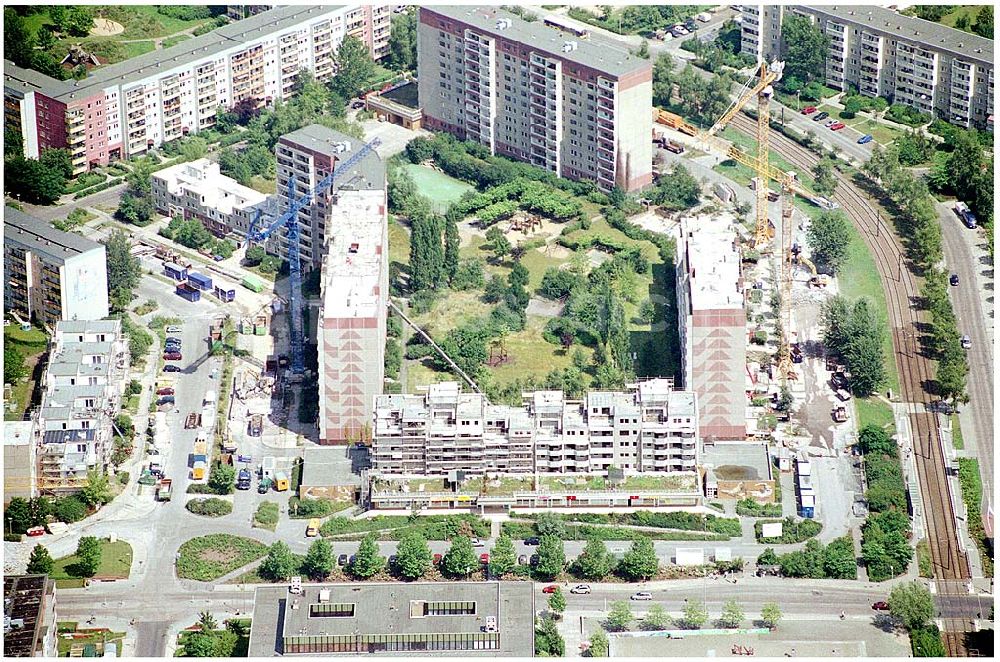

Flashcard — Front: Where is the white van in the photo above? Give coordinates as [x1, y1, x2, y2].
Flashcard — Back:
[203, 390, 217, 406]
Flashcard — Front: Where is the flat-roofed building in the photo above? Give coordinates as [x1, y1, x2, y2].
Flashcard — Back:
[417, 6, 653, 192]
[4, 421, 37, 503]
[676, 213, 746, 442]
[3, 207, 109, 326]
[248, 581, 534, 656]
[3, 575, 57, 658]
[741, 5, 994, 130]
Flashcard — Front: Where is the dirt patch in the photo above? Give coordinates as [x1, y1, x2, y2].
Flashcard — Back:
[715, 464, 759, 480]
[526, 297, 564, 318]
[198, 548, 238, 564]
[586, 248, 612, 268]
[90, 19, 124, 37]
[546, 244, 573, 259]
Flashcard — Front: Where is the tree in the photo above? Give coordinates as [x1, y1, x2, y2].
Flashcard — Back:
[535, 535, 566, 579]
[811, 158, 838, 197]
[573, 536, 614, 580]
[972, 5, 993, 38]
[331, 36, 375, 99]
[4, 497, 50, 534]
[718, 599, 745, 629]
[76, 536, 102, 577]
[760, 602, 783, 629]
[547, 587, 566, 618]
[395, 530, 432, 580]
[605, 600, 633, 632]
[208, 464, 235, 495]
[26, 545, 54, 575]
[535, 616, 565, 656]
[259, 541, 297, 581]
[807, 210, 851, 274]
[245, 245, 267, 266]
[681, 599, 709, 629]
[641, 603, 671, 631]
[485, 226, 512, 262]
[4, 346, 27, 384]
[618, 536, 659, 581]
[442, 535, 478, 578]
[4, 156, 67, 204]
[409, 212, 444, 291]
[103, 230, 141, 312]
[588, 630, 610, 657]
[489, 534, 517, 577]
[888, 581, 935, 630]
[444, 219, 460, 283]
[40, 149, 73, 180]
[198, 611, 217, 632]
[183, 632, 217, 657]
[302, 538, 334, 580]
[781, 14, 830, 85]
[386, 10, 417, 71]
[4, 9, 35, 68]
[650, 163, 700, 209]
[350, 533, 385, 578]
[79, 471, 112, 507]
[652, 52, 675, 107]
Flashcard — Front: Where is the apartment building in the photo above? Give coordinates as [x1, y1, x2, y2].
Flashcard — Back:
[3, 575, 57, 658]
[4, 421, 37, 503]
[35, 320, 129, 495]
[4, 207, 109, 326]
[741, 5, 994, 129]
[417, 6, 653, 192]
[152, 158, 267, 239]
[3, 5, 391, 175]
[676, 214, 746, 442]
[372, 379, 699, 476]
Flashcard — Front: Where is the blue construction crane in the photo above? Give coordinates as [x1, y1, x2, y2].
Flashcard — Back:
[246, 137, 381, 374]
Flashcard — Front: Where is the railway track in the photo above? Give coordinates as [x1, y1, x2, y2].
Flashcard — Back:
[730, 115, 973, 655]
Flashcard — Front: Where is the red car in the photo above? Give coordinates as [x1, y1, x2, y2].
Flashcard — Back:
[163, 352, 182, 361]
[801, 106, 817, 115]
[542, 585, 559, 594]
[872, 601, 889, 611]
[830, 122, 846, 131]
[480, 553, 490, 564]
[156, 387, 175, 396]
[26, 526, 45, 537]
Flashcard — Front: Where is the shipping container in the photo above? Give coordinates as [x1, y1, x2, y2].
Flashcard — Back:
[242, 276, 264, 293]
[192, 462, 207, 480]
[188, 272, 213, 291]
[164, 262, 188, 281]
[175, 283, 201, 302]
[275, 470, 289, 491]
[213, 281, 237, 303]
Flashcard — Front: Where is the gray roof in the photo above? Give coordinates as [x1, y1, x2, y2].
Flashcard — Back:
[4, 207, 103, 264]
[3, 6, 344, 103]
[423, 6, 652, 78]
[279, 124, 386, 190]
[802, 5, 993, 64]
[42, 428, 96, 445]
[248, 582, 534, 657]
[55, 320, 121, 335]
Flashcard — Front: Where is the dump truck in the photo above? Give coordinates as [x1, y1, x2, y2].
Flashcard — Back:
[184, 413, 200, 429]
[237, 468, 252, 490]
[248, 414, 264, 437]
[156, 478, 173, 502]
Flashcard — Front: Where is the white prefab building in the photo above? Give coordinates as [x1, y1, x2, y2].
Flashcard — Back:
[675, 548, 706, 566]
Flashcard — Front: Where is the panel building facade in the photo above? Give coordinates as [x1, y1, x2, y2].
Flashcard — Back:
[417, 6, 652, 192]
[742, 5, 994, 129]
[4, 207, 109, 326]
[4, 5, 390, 174]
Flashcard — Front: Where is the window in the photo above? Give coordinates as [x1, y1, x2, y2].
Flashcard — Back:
[309, 602, 355, 618]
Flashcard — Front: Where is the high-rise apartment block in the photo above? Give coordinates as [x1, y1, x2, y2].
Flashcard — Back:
[742, 5, 994, 130]
[3, 5, 390, 174]
[35, 320, 129, 494]
[676, 215, 746, 442]
[4, 207, 109, 326]
[373, 379, 698, 476]
[417, 6, 653, 192]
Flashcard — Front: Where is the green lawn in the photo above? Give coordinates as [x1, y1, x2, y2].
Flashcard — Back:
[720, 127, 818, 191]
[249, 175, 275, 196]
[123, 41, 156, 59]
[57, 626, 126, 657]
[51, 540, 133, 589]
[400, 164, 474, 213]
[487, 315, 593, 384]
[4, 323, 49, 421]
[855, 398, 895, 434]
[161, 34, 192, 48]
[388, 218, 411, 266]
[110, 5, 215, 39]
[817, 105, 902, 146]
[951, 414, 964, 450]
[939, 5, 985, 28]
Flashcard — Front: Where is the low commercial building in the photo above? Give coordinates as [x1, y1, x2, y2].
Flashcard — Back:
[152, 158, 267, 240]
[3, 575, 57, 658]
[676, 214, 746, 442]
[4, 207, 109, 326]
[247, 582, 535, 656]
[4, 421, 37, 503]
[35, 320, 129, 494]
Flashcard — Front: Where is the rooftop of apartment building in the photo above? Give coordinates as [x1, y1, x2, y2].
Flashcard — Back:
[154, 158, 267, 214]
[3, 575, 54, 658]
[680, 212, 743, 311]
[46, 349, 114, 378]
[4, 207, 103, 264]
[423, 6, 651, 78]
[369, 471, 701, 496]
[54, 320, 122, 336]
[3, 5, 346, 102]
[248, 582, 535, 657]
[801, 5, 994, 64]
[320, 182, 386, 320]
[280, 123, 386, 190]
[4, 421, 34, 448]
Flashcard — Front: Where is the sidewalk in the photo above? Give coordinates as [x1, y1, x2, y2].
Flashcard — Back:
[937, 416, 985, 580]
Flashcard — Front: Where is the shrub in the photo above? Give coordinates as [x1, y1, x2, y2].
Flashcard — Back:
[176, 535, 268, 581]
[52, 496, 89, 523]
[736, 499, 783, 517]
[186, 498, 233, 517]
[755, 517, 822, 543]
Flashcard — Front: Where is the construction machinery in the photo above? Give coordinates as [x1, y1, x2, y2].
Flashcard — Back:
[245, 137, 381, 374]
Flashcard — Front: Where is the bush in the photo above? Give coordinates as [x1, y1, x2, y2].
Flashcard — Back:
[253, 502, 280, 530]
[176, 535, 268, 581]
[52, 496, 89, 523]
[287, 497, 350, 519]
[754, 517, 822, 543]
[736, 499, 783, 517]
[186, 498, 233, 517]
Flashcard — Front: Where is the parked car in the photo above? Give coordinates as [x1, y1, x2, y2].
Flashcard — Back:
[801, 106, 817, 115]
[26, 526, 45, 537]
[813, 111, 829, 122]
[960, 335, 972, 350]
[471, 538, 485, 547]
[351, 100, 365, 110]
[524, 537, 541, 546]
[542, 585, 559, 594]
[157, 396, 175, 406]
[950, 274, 960, 286]
[825, 119, 838, 127]
[871, 601, 889, 611]
[163, 352, 182, 361]
[630, 592, 654, 601]
[570, 585, 592, 595]
[338, 554, 349, 566]
[954, 202, 978, 229]
[155, 387, 175, 396]
[480, 553, 490, 564]
[858, 134, 874, 144]
[830, 122, 846, 131]
[518, 554, 528, 565]
[166, 325, 183, 333]
[166, 337, 182, 344]
[163, 365, 182, 373]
